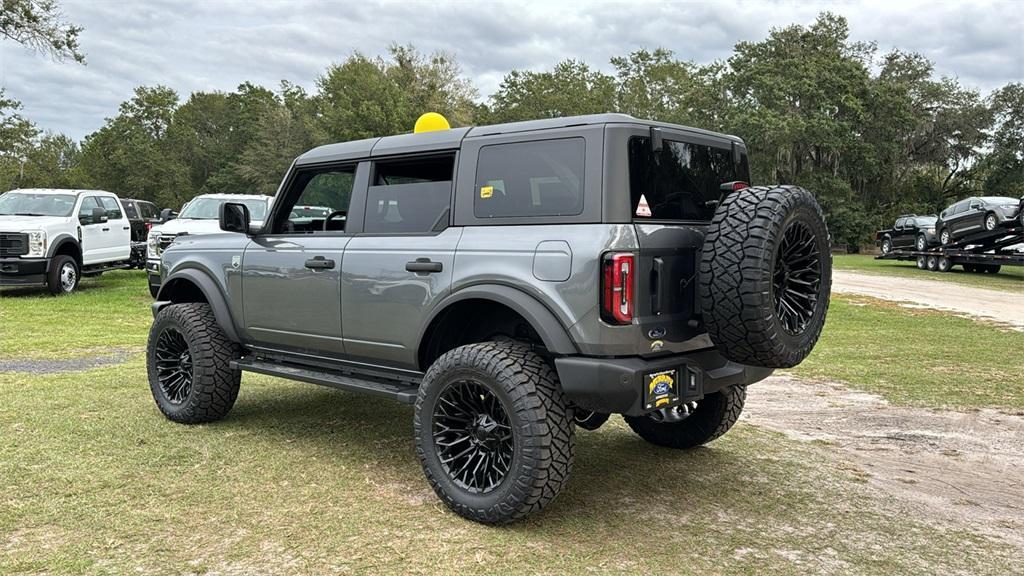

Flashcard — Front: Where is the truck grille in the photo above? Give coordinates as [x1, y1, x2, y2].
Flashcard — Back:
[0, 232, 29, 258]
[157, 234, 178, 255]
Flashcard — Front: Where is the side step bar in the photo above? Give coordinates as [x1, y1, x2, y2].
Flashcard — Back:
[231, 357, 419, 404]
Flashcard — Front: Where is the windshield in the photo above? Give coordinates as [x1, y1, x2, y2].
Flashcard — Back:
[0, 192, 78, 217]
[915, 216, 937, 226]
[178, 197, 268, 220]
[290, 206, 331, 218]
[980, 196, 1019, 205]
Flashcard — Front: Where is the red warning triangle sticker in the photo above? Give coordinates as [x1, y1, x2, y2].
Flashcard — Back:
[636, 194, 652, 217]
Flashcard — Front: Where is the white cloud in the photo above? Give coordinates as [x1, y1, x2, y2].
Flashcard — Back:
[0, 0, 1020, 139]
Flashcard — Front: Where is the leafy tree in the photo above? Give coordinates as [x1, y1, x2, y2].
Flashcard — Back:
[0, 0, 84, 63]
[0, 90, 39, 189]
[317, 45, 477, 141]
[981, 83, 1024, 196]
[487, 60, 616, 122]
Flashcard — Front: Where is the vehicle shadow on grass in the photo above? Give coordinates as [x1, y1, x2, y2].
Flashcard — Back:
[219, 381, 770, 529]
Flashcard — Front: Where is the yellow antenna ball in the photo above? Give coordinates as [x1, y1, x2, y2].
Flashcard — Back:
[414, 112, 451, 133]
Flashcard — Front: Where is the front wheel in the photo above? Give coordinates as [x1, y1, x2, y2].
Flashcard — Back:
[147, 303, 241, 423]
[939, 228, 951, 245]
[623, 386, 746, 449]
[46, 255, 79, 295]
[985, 213, 998, 231]
[414, 342, 574, 524]
[916, 235, 927, 251]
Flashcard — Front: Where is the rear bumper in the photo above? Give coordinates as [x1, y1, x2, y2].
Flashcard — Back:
[0, 257, 48, 286]
[555, 349, 773, 417]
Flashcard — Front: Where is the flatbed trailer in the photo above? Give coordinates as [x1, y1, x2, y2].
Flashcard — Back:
[875, 225, 1024, 274]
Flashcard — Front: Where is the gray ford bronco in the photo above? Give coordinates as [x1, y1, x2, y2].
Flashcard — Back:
[147, 113, 831, 523]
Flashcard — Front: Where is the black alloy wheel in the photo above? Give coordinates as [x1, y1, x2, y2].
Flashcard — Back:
[153, 327, 193, 404]
[432, 379, 514, 494]
[772, 220, 822, 335]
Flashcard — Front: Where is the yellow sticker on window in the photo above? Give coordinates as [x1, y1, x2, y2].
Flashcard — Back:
[480, 185, 493, 199]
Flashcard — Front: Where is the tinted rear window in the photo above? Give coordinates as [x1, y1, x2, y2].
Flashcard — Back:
[628, 136, 747, 221]
[474, 138, 585, 218]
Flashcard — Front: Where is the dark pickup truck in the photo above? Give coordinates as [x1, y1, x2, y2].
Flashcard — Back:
[876, 214, 938, 253]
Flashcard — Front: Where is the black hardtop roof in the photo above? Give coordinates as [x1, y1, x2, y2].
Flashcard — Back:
[294, 113, 744, 166]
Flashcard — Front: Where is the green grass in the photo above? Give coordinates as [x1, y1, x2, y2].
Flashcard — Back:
[794, 295, 1024, 410]
[0, 271, 153, 359]
[2, 363, 1015, 575]
[834, 254, 1024, 292]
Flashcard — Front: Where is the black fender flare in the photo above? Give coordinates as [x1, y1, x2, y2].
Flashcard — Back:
[152, 268, 241, 343]
[419, 284, 578, 358]
[46, 234, 81, 261]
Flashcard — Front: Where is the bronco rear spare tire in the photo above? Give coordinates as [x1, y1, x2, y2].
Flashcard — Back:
[699, 185, 831, 368]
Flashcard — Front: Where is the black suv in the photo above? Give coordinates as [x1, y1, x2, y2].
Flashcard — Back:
[936, 196, 1024, 245]
[121, 198, 161, 268]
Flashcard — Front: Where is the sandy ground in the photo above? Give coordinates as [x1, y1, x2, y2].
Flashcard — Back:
[831, 269, 1024, 329]
[745, 375, 1024, 551]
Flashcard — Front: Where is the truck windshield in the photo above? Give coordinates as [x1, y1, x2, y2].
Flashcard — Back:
[0, 192, 77, 217]
[628, 136, 748, 221]
[178, 197, 268, 220]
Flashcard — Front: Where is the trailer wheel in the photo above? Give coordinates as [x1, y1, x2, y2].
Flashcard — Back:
[984, 264, 1001, 274]
[926, 255, 938, 271]
[916, 256, 927, 270]
[963, 263, 976, 273]
[937, 256, 953, 272]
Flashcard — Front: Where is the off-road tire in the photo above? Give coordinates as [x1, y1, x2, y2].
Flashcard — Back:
[147, 303, 241, 424]
[414, 342, 574, 524]
[46, 254, 79, 295]
[623, 385, 746, 449]
[699, 185, 831, 368]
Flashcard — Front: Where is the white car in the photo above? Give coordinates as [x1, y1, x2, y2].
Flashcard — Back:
[146, 194, 272, 297]
[0, 188, 133, 294]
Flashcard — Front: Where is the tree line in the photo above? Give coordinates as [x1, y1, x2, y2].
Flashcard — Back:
[1, 12, 1021, 249]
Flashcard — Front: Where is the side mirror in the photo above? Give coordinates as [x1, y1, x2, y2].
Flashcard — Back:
[219, 202, 251, 234]
[81, 206, 107, 225]
[160, 208, 176, 222]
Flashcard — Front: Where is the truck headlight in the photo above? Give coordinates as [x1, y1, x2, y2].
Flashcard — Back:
[147, 234, 159, 258]
[22, 230, 46, 258]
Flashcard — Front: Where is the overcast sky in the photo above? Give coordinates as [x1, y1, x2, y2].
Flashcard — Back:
[2, 0, 1022, 140]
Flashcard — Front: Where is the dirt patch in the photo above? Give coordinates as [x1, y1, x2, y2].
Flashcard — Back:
[0, 348, 137, 373]
[744, 375, 1024, 551]
[832, 270, 1024, 330]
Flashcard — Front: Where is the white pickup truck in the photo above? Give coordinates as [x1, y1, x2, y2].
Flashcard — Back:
[0, 188, 133, 295]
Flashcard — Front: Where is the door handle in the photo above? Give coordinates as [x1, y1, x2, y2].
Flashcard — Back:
[406, 258, 443, 274]
[101, 227, 110, 231]
[123, 226, 130, 230]
[304, 256, 335, 270]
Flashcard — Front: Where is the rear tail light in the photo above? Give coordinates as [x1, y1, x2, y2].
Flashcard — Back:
[720, 181, 749, 192]
[145, 222, 153, 231]
[601, 252, 634, 325]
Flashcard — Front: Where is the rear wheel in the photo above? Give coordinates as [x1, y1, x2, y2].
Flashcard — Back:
[699, 185, 831, 369]
[414, 342, 574, 524]
[881, 237, 893, 254]
[623, 386, 746, 449]
[46, 255, 79, 295]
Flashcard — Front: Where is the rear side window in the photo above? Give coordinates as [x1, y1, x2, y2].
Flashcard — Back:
[365, 155, 454, 234]
[474, 138, 585, 218]
[98, 196, 123, 219]
[123, 201, 139, 219]
[628, 136, 747, 221]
